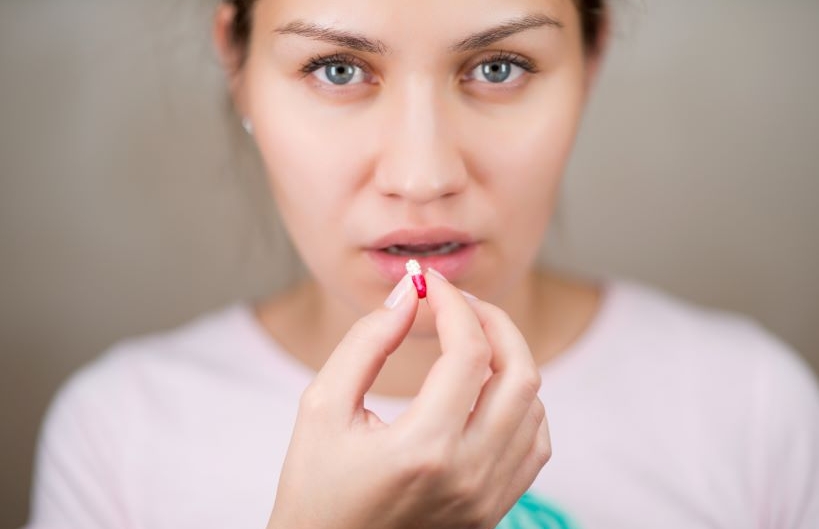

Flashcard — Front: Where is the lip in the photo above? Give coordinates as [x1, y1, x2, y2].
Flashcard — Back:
[367, 227, 476, 250]
[365, 227, 479, 283]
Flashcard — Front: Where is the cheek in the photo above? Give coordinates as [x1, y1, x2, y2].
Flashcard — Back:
[462, 74, 586, 278]
[470, 86, 584, 232]
[245, 70, 370, 240]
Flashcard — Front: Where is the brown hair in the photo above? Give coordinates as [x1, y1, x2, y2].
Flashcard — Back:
[224, 0, 606, 64]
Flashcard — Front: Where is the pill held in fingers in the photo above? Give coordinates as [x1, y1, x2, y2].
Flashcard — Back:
[405, 259, 427, 299]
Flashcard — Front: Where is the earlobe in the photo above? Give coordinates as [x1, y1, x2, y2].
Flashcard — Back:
[242, 117, 254, 135]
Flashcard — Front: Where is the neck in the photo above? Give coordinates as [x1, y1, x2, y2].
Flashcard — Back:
[254, 268, 601, 399]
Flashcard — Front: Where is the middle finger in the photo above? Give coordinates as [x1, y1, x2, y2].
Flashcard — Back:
[399, 269, 492, 437]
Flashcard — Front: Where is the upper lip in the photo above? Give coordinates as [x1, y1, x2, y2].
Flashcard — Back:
[367, 227, 476, 250]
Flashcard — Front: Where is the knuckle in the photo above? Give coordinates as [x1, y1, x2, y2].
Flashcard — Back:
[447, 333, 491, 374]
[471, 500, 496, 526]
[343, 314, 393, 358]
[452, 474, 482, 502]
[398, 442, 453, 482]
[535, 437, 553, 466]
[516, 370, 542, 402]
[298, 384, 328, 415]
[446, 473, 492, 526]
[463, 335, 492, 364]
[533, 423, 552, 466]
[452, 492, 493, 529]
[346, 314, 382, 343]
[531, 398, 546, 425]
[458, 327, 486, 349]
[394, 439, 495, 527]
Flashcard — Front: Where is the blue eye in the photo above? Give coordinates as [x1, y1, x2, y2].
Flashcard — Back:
[316, 63, 366, 85]
[465, 52, 537, 84]
[484, 61, 512, 82]
[301, 54, 370, 86]
[470, 60, 525, 84]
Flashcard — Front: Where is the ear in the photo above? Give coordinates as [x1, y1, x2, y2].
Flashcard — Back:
[582, 6, 611, 96]
[212, 2, 248, 115]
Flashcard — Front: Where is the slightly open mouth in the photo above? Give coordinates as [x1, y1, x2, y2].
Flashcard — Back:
[381, 242, 465, 257]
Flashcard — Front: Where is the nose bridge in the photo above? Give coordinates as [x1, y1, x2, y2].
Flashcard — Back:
[374, 75, 467, 203]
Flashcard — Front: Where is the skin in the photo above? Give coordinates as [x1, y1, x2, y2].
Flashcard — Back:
[213, 0, 608, 526]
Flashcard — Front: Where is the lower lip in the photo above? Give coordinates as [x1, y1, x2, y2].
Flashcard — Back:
[366, 244, 479, 283]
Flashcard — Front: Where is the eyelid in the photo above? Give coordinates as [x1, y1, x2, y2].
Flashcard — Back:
[465, 50, 539, 76]
[299, 52, 373, 79]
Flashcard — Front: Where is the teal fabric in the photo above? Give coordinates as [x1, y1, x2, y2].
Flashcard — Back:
[496, 491, 579, 529]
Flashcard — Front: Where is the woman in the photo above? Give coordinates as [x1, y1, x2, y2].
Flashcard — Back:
[26, 0, 819, 528]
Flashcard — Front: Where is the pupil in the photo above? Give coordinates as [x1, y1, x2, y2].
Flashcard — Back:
[482, 61, 511, 83]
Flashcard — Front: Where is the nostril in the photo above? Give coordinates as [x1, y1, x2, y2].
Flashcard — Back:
[373, 152, 469, 203]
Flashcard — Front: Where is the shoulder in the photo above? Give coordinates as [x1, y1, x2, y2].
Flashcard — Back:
[602, 280, 818, 494]
[604, 279, 815, 381]
[44, 303, 258, 426]
[609, 279, 819, 524]
[591, 279, 819, 432]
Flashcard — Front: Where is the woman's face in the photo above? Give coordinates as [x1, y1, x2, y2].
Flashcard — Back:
[228, 0, 599, 316]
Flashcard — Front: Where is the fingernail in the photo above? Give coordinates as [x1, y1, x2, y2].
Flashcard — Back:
[384, 275, 412, 309]
[426, 267, 447, 281]
[459, 289, 478, 302]
[427, 268, 477, 301]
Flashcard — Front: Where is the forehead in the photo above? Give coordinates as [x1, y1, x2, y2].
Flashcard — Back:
[259, 0, 578, 50]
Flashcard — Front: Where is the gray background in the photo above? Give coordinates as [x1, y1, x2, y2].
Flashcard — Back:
[2, 0, 818, 526]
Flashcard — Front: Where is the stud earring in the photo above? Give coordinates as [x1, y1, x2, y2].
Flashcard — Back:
[241, 117, 253, 135]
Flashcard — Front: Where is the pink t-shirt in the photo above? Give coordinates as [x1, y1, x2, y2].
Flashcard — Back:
[25, 280, 819, 528]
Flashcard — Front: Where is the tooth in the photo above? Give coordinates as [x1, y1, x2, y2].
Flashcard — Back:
[382, 242, 463, 257]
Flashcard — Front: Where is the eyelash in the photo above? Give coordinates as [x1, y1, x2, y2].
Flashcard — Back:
[298, 50, 539, 79]
[299, 53, 369, 78]
[475, 51, 539, 76]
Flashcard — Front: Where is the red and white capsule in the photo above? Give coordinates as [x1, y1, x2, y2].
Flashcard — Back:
[405, 259, 427, 299]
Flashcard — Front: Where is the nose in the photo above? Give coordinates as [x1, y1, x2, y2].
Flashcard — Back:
[373, 79, 468, 204]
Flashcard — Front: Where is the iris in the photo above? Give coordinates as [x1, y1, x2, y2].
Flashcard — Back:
[325, 64, 357, 84]
[481, 61, 512, 83]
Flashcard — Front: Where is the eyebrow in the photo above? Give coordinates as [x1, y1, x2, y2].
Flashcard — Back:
[274, 21, 389, 54]
[450, 14, 564, 53]
[273, 13, 563, 55]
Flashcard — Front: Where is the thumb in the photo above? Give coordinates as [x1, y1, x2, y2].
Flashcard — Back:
[310, 274, 419, 421]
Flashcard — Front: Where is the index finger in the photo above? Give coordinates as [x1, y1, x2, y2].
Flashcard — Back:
[310, 274, 419, 422]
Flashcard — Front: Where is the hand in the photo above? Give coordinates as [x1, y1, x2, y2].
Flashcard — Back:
[266, 270, 551, 529]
